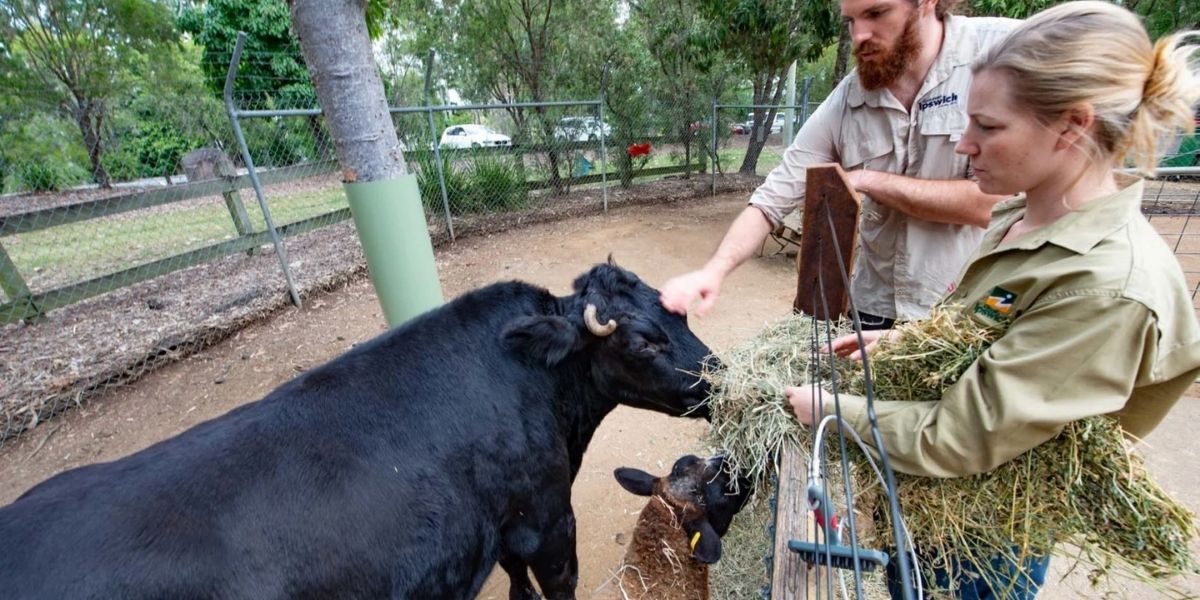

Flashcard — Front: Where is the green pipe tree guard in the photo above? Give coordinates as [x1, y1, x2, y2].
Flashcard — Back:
[345, 174, 443, 327]
[290, 0, 444, 328]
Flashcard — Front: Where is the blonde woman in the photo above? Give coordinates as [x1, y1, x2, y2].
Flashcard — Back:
[786, 2, 1200, 597]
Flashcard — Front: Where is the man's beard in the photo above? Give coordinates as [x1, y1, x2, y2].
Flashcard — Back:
[855, 10, 921, 91]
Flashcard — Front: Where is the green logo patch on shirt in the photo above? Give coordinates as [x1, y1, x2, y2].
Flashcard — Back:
[973, 286, 1017, 324]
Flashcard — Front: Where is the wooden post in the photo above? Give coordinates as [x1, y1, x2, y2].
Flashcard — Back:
[0, 241, 38, 320]
[220, 177, 257, 256]
[771, 442, 817, 600]
[792, 164, 861, 319]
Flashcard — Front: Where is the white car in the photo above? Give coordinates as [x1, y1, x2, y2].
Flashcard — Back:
[743, 113, 786, 134]
[439, 124, 512, 149]
[553, 117, 612, 142]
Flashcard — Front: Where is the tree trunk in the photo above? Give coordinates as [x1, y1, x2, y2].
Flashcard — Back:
[289, 0, 406, 183]
[74, 99, 110, 188]
[834, 26, 852, 83]
[740, 71, 787, 174]
[534, 106, 565, 195]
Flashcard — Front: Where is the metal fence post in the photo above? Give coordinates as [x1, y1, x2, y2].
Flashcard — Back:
[599, 63, 610, 213]
[223, 32, 301, 306]
[800, 76, 813, 126]
[710, 99, 718, 196]
[425, 50, 455, 241]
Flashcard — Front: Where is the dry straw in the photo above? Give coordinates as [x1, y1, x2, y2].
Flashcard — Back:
[704, 308, 1198, 598]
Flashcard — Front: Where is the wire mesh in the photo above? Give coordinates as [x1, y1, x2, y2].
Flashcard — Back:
[1140, 171, 1200, 308]
[713, 103, 820, 179]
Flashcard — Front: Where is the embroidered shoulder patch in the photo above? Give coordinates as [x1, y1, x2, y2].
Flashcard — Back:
[973, 286, 1017, 323]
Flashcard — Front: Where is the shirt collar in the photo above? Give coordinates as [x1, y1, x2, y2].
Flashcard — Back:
[847, 14, 972, 109]
[992, 174, 1144, 255]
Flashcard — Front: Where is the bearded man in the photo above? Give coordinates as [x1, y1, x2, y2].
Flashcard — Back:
[661, 0, 1017, 329]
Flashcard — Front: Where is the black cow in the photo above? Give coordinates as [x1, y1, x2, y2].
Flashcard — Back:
[0, 262, 713, 600]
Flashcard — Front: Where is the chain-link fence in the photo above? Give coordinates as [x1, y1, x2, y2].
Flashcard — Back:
[1139, 171, 1200, 310]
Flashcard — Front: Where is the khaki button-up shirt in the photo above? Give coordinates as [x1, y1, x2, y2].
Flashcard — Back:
[751, 15, 1017, 320]
[831, 178, 1200, 478]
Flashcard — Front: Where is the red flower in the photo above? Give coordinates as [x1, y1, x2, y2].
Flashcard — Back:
[627, 142, 652, 158]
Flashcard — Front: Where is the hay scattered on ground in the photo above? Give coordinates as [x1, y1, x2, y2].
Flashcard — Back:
[704, 309, 1199, 597]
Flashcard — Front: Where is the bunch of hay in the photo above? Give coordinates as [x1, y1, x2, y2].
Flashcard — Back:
[704, 309, 1199, 597]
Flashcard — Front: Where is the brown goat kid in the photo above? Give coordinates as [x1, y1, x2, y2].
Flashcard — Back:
[612, 455, 751, 600]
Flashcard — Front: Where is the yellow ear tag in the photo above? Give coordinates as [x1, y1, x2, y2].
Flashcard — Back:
[690, 531, 701, 552]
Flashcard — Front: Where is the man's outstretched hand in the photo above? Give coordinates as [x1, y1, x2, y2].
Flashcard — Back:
[659, 268, 723, 316]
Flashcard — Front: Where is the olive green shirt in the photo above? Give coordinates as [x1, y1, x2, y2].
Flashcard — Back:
[830, 177, 1200, 477]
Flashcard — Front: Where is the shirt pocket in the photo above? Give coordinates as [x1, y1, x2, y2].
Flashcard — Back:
[919, 110, 967, 140]
[840, 133, 893, 173]
[919, 111, 970, 177]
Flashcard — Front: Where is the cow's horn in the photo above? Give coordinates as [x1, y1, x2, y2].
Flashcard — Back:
[584, 304, 617, 337]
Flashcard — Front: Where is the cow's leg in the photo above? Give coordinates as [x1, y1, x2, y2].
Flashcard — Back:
[499, 551, 540, 600]
[528, 508, 578, 600]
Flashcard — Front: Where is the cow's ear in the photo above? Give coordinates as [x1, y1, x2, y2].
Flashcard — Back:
[502, 316, 579, 366]
[613, 467, 656, 496]
[683, 518, 723, 564]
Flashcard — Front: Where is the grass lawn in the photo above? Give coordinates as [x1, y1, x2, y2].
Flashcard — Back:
[5, 185, 348, 292]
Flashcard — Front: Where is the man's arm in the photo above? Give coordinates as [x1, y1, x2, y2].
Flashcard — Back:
[847, 170, 1005, 228]
[660, 86, 849, 316]
[659, 206, 774, 316]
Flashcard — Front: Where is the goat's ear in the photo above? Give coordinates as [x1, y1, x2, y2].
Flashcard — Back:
[613, 467, 656, 496]
[684, 518, 722, 564]
[502, 316, 579, 367]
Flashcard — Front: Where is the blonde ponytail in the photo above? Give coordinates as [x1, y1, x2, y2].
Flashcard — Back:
[1125, 34, 1200, 173]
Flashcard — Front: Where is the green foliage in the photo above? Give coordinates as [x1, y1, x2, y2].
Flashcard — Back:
[697, 0, 838, 67]
[1131, 0, 1200, 39]
[797, 42, 840, 106]
[1, 0, 180, 186]
[178, 0, 314, 109]
[415, 152, 468, 213]
[102, 120, 193, 181]
[965, 0, 1058, 19]
[466, 154, 528, 212]
[967, 0, 1200, 40]
[0, 113, 90, 193]
[9, 162, 71, 192]
[242, 117, 319, 168]
[415, 151, 528, 215]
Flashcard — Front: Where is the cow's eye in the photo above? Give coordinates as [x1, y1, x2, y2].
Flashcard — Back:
[632, 340, 660, 355]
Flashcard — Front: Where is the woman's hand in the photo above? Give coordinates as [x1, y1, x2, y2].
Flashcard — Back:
[827, 329, 890, 361]
[785, 385, 818, 426]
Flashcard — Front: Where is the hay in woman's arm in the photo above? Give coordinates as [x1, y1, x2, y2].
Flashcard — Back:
[702, 308, 1199, 594]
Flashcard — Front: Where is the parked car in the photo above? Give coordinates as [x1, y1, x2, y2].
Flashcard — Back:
[554, 116, 612, 142]
[743, 113, 786, 134]
[439, 124, 512, 149]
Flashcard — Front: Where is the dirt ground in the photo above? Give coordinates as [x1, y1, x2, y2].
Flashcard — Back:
[0, 193, 1196, 599]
